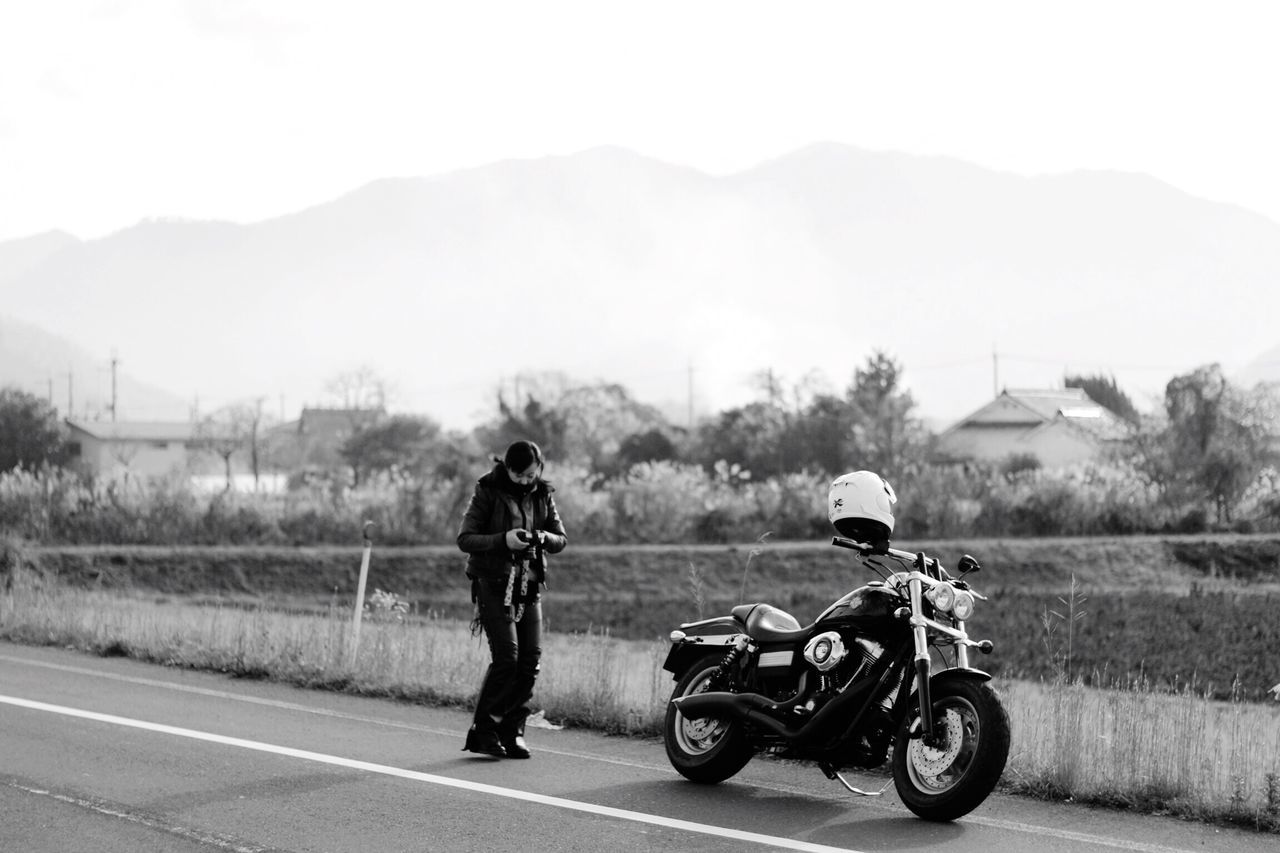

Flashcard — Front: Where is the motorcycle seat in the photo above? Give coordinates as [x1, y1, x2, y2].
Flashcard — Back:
[733, 603, 811, 643]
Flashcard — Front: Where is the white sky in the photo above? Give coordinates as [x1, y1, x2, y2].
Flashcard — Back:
[3, 1, 1280, 243]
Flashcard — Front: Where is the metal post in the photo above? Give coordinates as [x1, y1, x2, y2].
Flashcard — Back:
[349, 521, 375, 665]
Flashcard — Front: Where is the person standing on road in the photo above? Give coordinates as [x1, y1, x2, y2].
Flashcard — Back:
[457, 439, 568, 758]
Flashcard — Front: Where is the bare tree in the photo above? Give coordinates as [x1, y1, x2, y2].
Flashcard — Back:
[325, 366, 393, 410]
[196, 401, 272, 491]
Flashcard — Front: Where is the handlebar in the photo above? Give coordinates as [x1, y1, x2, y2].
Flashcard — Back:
[830, 536, 945, 575]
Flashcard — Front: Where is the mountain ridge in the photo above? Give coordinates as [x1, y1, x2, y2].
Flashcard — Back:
[3, 144, 1278, 428]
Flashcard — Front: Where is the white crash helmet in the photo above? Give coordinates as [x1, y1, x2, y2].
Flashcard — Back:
[828, 470, 897, 543]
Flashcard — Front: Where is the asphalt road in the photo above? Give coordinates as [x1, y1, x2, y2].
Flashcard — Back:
[1, 640, 1272, 853]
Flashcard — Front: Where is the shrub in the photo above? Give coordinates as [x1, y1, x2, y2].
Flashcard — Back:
[4, 458, 1280, 545]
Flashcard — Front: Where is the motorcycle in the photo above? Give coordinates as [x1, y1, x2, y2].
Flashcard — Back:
[662, 536, 1011, 821]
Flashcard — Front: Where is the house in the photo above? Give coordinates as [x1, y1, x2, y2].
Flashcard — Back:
[265, 406, 384, 472]
[933, 388, 1131, 468]
[64, 419, 230, 479]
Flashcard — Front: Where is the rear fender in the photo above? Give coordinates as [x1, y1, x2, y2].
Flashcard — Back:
[662, 616, 743, 676]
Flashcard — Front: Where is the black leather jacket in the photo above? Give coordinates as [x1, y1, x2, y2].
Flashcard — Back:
[457, 464, 568, 580]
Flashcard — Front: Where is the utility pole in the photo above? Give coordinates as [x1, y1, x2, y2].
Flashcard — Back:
[992, 346, 999, 396]
[109, 349, 119, 422]
[66, 369, 74, 419]
[687, 360, 694, 430]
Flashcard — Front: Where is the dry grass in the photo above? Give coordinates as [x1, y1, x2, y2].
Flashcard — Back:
[1000, 677, 1280, 828]
[0, 575, 670, 734]
[2, 572, 1277, 830]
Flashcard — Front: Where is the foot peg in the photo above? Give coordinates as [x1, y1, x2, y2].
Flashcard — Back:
[819, 763, 890, 797]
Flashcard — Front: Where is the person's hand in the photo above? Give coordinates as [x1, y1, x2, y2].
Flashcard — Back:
[505, 529, 531, 551]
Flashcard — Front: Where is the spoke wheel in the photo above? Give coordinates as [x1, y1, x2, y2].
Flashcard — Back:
[663, 655, 753, 784]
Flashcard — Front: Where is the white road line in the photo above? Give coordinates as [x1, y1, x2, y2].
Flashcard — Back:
[0, 654, 670, 772]
[0, 653, 1229, 853]
[6, 781, 274, 853]
[0, 694, 862, 853]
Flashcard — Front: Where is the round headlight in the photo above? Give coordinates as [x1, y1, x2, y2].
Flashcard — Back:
[931, 583, 956, 613]
[952, 591, 975, 621]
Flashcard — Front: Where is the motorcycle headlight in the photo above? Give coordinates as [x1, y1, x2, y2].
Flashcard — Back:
[952, 590, 976, 621]
[930, 582, 956, 613]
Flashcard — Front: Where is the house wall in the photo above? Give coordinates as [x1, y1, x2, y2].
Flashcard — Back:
[73, 435, 193, 478]
[68, 433, 234, 479]
[1023, 423, 1099, 468]
[935, 424, 1034, 462]
[935, 423, 1098, 468]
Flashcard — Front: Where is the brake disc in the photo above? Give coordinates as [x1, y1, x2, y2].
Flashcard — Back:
[909, 708, 964, 776]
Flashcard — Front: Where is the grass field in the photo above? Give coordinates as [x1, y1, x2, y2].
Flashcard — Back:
[20, 533, 1280, 701]
[2, 570, 1278, 832]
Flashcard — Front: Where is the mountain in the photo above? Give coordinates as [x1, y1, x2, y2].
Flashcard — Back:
[1236, 344, 1280, 390]
[3, 144, 1279, 429]
[0, 230, 78, 282]
[0, 315, 189, 421]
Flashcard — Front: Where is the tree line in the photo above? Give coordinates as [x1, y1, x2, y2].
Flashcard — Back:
[1, 352, 1278, 544]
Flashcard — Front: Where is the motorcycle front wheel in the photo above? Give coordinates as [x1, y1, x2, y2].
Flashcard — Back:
[891, 678, 1011, 821]
[663, 653, 753, 784]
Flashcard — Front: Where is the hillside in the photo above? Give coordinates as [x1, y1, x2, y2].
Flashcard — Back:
[3, 145, 1280, 428]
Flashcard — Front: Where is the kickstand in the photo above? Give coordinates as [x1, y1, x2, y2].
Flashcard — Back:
[819, 763, 891, 798]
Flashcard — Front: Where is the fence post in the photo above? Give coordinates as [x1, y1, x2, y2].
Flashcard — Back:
[349, 520, 375, 666]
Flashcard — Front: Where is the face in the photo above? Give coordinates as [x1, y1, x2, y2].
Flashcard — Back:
[506, 462, 540, 486]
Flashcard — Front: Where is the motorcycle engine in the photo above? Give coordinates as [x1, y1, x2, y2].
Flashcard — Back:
[802, 631, 848, 672]
[804, 633, 884, 690]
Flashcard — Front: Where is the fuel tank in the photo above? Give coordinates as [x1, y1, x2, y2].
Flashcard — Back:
[813, 582, 907, 641]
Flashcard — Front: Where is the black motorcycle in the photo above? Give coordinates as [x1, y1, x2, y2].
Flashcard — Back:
[662, 536, 1010, 821]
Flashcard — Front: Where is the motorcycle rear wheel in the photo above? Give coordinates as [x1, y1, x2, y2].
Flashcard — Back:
[664, 654, 754, 784]
[891, 678, 1010, 821]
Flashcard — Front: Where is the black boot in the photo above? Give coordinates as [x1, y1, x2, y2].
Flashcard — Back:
[499, 712, 531, 759]
[463, 725, 506, 758]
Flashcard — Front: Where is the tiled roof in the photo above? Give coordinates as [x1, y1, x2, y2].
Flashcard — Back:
[65, 420, 201, 441]
[943, 388, 1130, 438]
[65, 420, 237, 441]
[1001, 388, 1092, 421]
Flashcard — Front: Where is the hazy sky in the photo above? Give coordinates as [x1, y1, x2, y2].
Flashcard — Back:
[3, 1, 1279, 244]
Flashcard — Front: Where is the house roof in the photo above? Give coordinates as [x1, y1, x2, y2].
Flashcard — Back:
[295, 407, 383, 436]
[941, 388, 1129, 439]
[1000, 388, 1092, 421]
[64, 419, 240, 442]
[65, 419, 202, 441]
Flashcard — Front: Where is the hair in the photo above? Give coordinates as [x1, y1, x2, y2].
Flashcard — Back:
[502, 440, 543, 472]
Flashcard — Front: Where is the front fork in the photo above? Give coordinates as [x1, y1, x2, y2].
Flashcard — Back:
[904, 559, 972, 744]
[906, 573, 936, 740]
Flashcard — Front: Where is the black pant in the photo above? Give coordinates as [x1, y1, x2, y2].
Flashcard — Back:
[472, 576, 542, 733]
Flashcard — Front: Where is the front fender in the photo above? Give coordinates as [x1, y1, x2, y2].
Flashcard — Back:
[929, 666, 992, 691]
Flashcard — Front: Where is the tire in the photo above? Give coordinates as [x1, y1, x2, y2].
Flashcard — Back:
[663, 654, 754, 784]
[891, 678, 1011, 821]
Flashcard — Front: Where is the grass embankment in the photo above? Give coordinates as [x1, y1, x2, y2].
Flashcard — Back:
[25, 533, 1280, 701]
[2, 566, 1279, 832]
